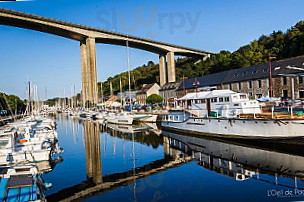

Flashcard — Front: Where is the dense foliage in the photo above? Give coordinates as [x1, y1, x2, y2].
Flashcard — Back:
[146, 94, 163, 104]
[99, 21, 304, 96]
[0, 92, 26, 114]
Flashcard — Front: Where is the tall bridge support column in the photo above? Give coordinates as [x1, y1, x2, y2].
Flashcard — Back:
[80, 37, 98, 107]
[159, 54, 167, 87]
[167, 52, 176, 83]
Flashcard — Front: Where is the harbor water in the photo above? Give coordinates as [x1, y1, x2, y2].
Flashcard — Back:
[44, 115, 304, 201]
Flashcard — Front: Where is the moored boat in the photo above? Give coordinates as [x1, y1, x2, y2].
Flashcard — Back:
[161, 90, 304, 140]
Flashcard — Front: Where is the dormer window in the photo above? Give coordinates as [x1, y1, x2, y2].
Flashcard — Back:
[252, 70, 258, 74]
[234, 74, 238, 77]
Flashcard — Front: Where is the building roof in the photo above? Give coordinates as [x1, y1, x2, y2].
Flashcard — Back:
[136, 83, 159, 95]
[160, 81, 182, 91]
[177, 55, 304, 91]
[223, 55, 304, 84]
[177, 71, 228, 91]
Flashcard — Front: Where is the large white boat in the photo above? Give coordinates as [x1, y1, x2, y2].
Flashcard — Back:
[161, 90, 304, 140]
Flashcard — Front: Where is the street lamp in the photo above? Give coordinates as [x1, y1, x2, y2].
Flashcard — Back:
[278, 65, 304, 100]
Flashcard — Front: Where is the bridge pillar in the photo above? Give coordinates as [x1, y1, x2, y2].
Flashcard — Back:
[159, 54, 167, 86]
[167, 52, 176, 83]
[80, 37, 98, 107]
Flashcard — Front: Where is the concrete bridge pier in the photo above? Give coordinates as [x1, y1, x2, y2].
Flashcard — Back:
[167, 52, 176, 83]
[159, 54, 167, 87]
[80, 37, 98, 107]
[159, 52, 176, 86]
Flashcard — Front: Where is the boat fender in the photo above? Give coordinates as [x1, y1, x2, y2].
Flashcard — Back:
[41, 141, 52, 149]
[18, 139, 27, 143]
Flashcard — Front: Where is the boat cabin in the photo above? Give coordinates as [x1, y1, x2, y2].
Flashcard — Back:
[177, 90, 261, 118]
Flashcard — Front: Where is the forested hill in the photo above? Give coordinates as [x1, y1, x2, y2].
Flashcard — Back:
[99, 21, 304, 96]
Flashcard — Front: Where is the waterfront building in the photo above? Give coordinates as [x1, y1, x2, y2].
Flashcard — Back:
[159, 81, 182, 104]
[176, 55, 304, 100]
[136, 83, 160, 105]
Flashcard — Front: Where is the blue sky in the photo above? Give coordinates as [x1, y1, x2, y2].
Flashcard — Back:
[1, 0, 304, 99]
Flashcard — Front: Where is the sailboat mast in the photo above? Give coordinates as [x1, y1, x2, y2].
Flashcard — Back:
[120, 78, 123, 107]
[101, 82, 104, 109]
[126, 40, 132, 107]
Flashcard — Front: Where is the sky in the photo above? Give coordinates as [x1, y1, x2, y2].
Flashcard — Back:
[0, 0, 304, 99]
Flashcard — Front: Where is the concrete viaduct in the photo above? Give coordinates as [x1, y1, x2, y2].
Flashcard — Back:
[0, 8, 214, 104]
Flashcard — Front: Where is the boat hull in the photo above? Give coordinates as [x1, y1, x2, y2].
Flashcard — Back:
[162, 117, 304, 139]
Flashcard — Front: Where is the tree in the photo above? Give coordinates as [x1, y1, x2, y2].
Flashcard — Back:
[146, 94, 163, 104]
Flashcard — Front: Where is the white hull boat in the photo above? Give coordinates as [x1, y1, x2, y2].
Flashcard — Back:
[162, 90, 304, 140]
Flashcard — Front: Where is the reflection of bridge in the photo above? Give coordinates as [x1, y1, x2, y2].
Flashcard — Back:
[46, 121, 193, 201]
[0, 8, 214, 105]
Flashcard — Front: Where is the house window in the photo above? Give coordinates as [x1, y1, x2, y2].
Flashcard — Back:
[283, 90, 288, 97]
[248, 81, 252, 89]
[258, 80, 262, 88]
[299, 77, 303, 84]
[283, 77, 287, 85]
[300, 90, 304, 98]
[238, 82, 241, 90]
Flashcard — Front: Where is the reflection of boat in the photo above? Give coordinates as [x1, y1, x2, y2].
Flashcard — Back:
[144, 123, 162, 135]
[163, 131, 304, 187]
[0, 164, 48, 201]
[106, 123, 150, 134]
[162, 90, 304, 140]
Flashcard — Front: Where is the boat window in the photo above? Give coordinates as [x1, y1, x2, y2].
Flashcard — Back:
[224, 97, 230, 102]
[234, 104, 239, 106]
[201, 99, 206, 103]
[219, 97, 224, 102]
[211, 98, 217, 103]
[233, 95, 238, 100]
[240, 94, 247, 99]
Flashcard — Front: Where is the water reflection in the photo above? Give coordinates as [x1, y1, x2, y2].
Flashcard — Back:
[163, 131, 304, 189]
[83, 121, 102, 184]
[47, 116, 304, 201]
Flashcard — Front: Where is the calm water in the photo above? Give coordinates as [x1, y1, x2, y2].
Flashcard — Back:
[44, 115, 304, 202]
